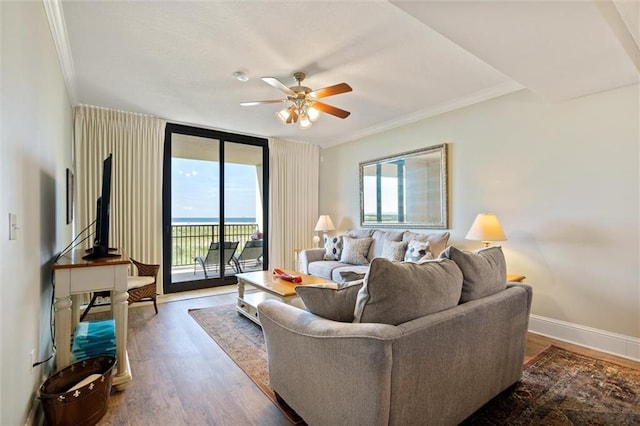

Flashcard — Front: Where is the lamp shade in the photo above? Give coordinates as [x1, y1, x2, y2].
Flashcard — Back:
[314, 215, 335, 232]
[465, 213, 506, 246]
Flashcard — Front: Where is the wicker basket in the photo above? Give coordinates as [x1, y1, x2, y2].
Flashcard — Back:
[39, 356, 115, 426]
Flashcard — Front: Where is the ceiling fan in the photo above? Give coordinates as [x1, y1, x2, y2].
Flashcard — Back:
[241, 72, 352, 129]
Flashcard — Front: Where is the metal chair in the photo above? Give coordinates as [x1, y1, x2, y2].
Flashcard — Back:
[232, 239, 263, 273]
[193, 241, 239, 278]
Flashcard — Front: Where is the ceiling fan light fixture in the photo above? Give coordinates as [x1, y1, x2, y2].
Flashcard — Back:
[288, 106, 299, 124]
[242, 71, 351, 129]
[299, 113, 312, 129]
[276, 107, 291, 123]
[307, 104, 320, 122]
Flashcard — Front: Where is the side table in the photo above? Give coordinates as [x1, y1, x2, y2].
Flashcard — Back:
[51, 249, 132, 390]
[507, 273, 526, 283]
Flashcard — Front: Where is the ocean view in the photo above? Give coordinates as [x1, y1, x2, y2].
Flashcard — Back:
[172, 217, 256, 224]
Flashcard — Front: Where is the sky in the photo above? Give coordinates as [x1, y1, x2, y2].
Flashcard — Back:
[171, 158, 257, 219]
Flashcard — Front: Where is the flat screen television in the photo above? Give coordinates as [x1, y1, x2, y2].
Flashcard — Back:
[83, 154, 120, 260]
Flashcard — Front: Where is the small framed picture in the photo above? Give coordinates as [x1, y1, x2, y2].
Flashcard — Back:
[66, 168, 74, 224]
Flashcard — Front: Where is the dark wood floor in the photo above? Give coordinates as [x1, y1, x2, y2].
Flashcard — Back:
[95, 291, 639, 425]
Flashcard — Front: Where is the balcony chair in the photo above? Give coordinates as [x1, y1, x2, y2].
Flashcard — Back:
[79, 258, 160, 321]
[232, 239, 263, 273]
[193, 241, 239, 279]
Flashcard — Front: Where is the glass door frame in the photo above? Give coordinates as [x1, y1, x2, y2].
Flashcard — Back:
[162, 123, 269, 293]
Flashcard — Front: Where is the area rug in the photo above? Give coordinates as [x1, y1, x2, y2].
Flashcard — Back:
[190, 304, 640, 425]
[462, 344, 640, 425]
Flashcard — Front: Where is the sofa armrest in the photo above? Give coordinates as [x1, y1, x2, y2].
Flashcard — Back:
[507, 283, 533, 316]
[299, 247, 325, 274]
[258, 300, 399, 425]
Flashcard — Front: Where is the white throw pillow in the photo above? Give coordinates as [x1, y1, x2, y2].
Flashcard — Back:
[323, 235, 343, 261]
[402, 231, 450, 258]
[323, 235, 342, 260]
[404, 240, 433, 262]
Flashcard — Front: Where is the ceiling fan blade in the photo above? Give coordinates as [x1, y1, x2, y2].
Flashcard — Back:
[308, 83, 352, 99]
[262, 77, 296, 96]
[240, 99, 287, 106]
[286, 106, 298, 124]
[312, 101, 351, 119]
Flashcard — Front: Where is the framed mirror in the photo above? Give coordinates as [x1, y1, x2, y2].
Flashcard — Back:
[359, 143, 448, 229]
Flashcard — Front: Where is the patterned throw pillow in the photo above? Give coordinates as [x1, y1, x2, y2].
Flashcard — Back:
[340, 236, 374, 265]
[381, 240, 408, 261]
[402, 231, 450, 258]
[323, 235, 343, 261]
[404, 240, 432, 262]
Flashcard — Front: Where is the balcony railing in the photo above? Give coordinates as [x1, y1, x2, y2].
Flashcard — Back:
[171, 223, 260, 267]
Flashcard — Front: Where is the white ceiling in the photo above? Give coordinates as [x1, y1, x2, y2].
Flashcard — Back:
[49, 0, 639, 148]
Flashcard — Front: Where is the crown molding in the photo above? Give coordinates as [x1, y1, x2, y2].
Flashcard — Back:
[43, 0, 78, 104]
[602, 0, 640, 72]
[324, 80, 525, 148]
[613, 0, 640, 55]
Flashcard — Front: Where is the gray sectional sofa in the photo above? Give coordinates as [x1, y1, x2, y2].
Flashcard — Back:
[300, 228, 451, 282]
[258, 245, 533, 425]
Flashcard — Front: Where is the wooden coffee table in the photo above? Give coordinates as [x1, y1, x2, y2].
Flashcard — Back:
[236, 269, 333, 325]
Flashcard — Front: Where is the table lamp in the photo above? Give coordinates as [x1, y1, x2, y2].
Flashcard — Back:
[313, 215, 335, 248]
[465, 213, 507, 247]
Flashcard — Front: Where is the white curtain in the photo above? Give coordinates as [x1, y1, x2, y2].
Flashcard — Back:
[74, 105, 166, 290]
[269, 138, 320, 270]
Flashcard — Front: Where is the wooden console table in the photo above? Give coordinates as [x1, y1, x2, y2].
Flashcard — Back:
[52, 250, 132, 390]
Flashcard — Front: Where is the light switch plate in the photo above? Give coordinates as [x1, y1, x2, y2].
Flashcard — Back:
[9, 213, 17, 240]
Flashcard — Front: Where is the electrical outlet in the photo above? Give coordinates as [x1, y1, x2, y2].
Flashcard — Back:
[29, 349, 35, 374]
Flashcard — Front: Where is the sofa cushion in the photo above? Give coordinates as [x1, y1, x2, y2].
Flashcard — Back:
[295, 281, 364, 322]
[323, 235, 343, 261]
[353, 257, 463, 325]
[402, 231, 450, 258]
[404, 240, 433, 262]
[336, 268, 368, 283]
[308, 260, 350, 280]
[346, 228, 375, 239]
[440, 246, 506, 302]
[340, 236, 374, 265]
[381, 239, 408, 261]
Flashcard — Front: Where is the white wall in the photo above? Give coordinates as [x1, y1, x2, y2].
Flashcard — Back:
[320, 86, 639, 354]
[1, 2, 73, 424]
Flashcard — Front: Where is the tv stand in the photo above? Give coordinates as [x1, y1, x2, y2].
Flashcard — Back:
[52, 249, 132, 390]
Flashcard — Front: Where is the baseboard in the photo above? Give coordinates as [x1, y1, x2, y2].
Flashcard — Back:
[25, 396, 45, 426]
[25, 360, 53, 426]
[529, 314, 640, 362]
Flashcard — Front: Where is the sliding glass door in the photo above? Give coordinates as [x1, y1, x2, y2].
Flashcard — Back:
[162, 124, 268, 293]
